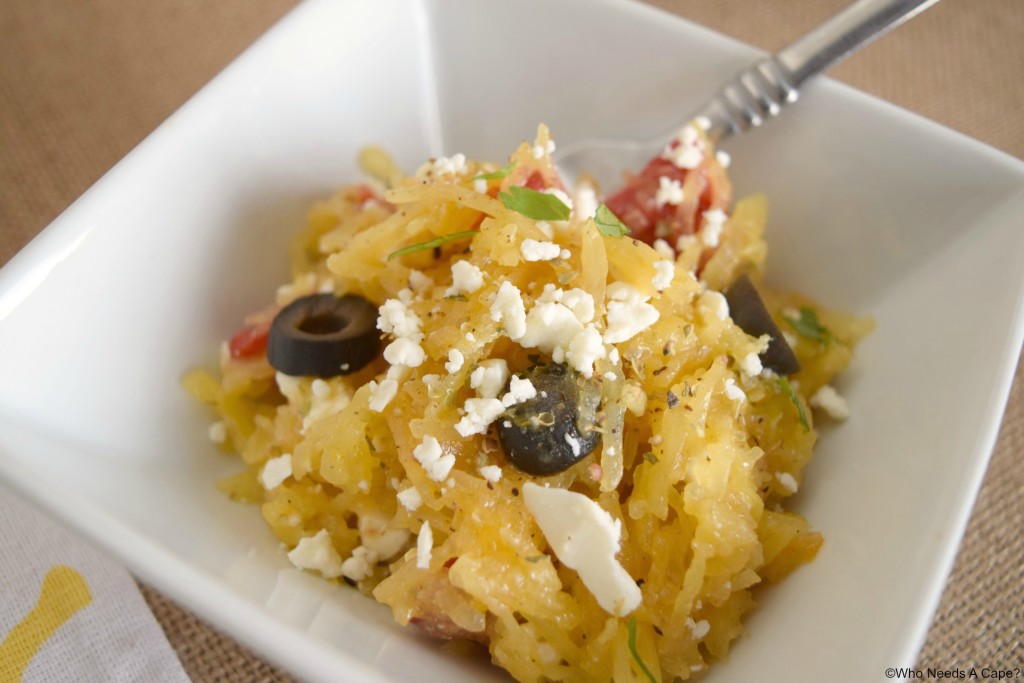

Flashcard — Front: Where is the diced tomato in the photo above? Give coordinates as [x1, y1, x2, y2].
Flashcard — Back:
[523, 170, 548, 191]
[604, 158, 691, 246]
[228, 320, 270, 360]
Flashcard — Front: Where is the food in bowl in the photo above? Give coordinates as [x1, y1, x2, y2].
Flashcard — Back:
[184, 123, 871, 681]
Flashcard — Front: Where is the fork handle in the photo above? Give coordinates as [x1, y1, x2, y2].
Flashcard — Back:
[695, 0, 941, 140]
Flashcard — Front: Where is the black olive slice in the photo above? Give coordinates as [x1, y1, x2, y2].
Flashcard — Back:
[267, 293, 380, 378]
[724, 274, 800, 375]
[497, 364, 601, 475]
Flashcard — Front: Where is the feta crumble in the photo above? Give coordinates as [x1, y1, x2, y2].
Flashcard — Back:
[738, 351, 763, 377]
[358, 512, 411, 561]
[473, 178, 487, 194]
[490, 281, 527, 340]
[469, 359, 510, 400]
[565, 325, 606, 378]
[701, 208, 727, 248]
[723, 378, 746, 402]
[340, 545, 378, 582]
[776, 472, 799, 494]
[454, 398, 505, 437]
[367, 377, 398, 412]
[383, 336, 426, 368]
[408, 269, 432, 293]
[412, 435, 456, 481]
[377, 297, 422, 339]
[604, 283, 660, 344]
[654, 176, 685, 208]
[432, 153, 466, 176]
[520, 301, 585, 355]
[260, 454, 293, 490]
[446, 260, 485, 296]
[686, 617, 711, 640]
[652, 260, 675, 291]
[523, 483, 641, 616]
[501, 376, 537, 408]
[652, 238, 675, 260]
[662, 124, 704, 170]
[809, 384, 851, 420]
[445, 349, 465, 373]
[520, 239, 562, 262]
[564, 433, 581, 457]
[573, 182, 599, 220]
[416, 521, 433, 569]
[397, 486, 423, 512]
[288, 530, 343, 579]
[478, 465, 502, 483]
[716, 150, 731, 168]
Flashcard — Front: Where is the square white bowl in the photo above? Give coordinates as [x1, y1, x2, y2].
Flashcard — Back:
[1, 1, 1023, 681]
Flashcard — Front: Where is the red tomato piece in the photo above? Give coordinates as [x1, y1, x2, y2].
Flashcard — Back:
[228, 320, 270, 359]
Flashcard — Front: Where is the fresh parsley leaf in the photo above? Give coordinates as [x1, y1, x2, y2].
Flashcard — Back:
[473, 160, 517, 182]
[594, 203, 630, 237]
[627, 618, 658, 683]
[387, 230, 477, 260]
[783, 306, 831, 344]
[499, 186, 570, 221]
[777, 377, 810, 432]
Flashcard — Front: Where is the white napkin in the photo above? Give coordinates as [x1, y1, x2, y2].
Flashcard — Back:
[0, 483, 190, 682]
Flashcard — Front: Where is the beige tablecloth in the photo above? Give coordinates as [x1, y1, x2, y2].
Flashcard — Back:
[2, 1, 1021, 679]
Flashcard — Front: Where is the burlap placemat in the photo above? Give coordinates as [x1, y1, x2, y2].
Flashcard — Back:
[1, 1, 1021, 680]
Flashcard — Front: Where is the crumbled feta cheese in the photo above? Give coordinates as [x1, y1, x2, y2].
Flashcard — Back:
[698, 290, 730, 321]
[473, 178, 487, 194]
[358, 511, 411, 561]
[310, 378, 330, 399]
[432, 153, 466, 176]
[560, 248, 571, 260]
[397, 486, 423, 511]
[340, 545, 378, 582]
[383, 337, 426, 367]
[446, 260, 485, 296]
[478, 465, 502, 483]
[288, 530, 343, 579]
[490, 281, 527, 340]
[469, 359, 510, 399]
[652, 260, 675, 291]
[776, 472, 799, 494]
[604, 285, 660, 344]
[522, 483, 641, 616]
[445, 349, 465, 374]
[652, 238, 675, 260]
[686, 617, 711, 639]
[739, 351, 763, 377]
[609, 347, 621, 364]
[716, 150, 731, 168]
[377, 298, 422, 338]
[275, 371, 304, 406]
[655, 176, 685, 208]
[809, 384, 851, 420]
[694, 115, 712, 131]
[408, 269, 433, 293]
[519, 300, 585, 356]
[566, 325, 606, 378]
[208, 421, 226, 444]
[260, 454, 293, 490]
[564, 433, 581, 457]
[676, 233, 698, 252]
[413, 435, 456, 481]
[573, 183, 599, 220]
[465, 332, 476, 343]
[455, 398, 506, 437]
[532, 144, 546, 159]
[724, 378, 746, 402]
[662, 124, 704, 169]
[501, 376, 537, 408]
[701, 209, 728, 248]
[538, 285, 595, 324]
[416, 521, 433, 569]
[520, 239, 562, 262]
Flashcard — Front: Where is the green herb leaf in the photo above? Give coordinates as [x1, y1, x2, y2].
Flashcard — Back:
[387, 230, 477, 260]
[473, 160, 517, 182]
[643, 451, 659, 465]
[783, 306, 831, 344]
[498, 186, 571, 221]
[627, 618, 658, 683]
[595, 203, 630, 237]
[777, 377, 810, 432]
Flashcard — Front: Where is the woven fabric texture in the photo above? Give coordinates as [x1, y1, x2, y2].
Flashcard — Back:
[2, 0, 1021, 680]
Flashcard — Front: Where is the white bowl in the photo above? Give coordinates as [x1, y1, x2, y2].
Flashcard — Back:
[1, 1, 1023, 681]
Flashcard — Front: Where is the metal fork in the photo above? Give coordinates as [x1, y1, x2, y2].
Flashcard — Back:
[553, 0, 941, 188]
